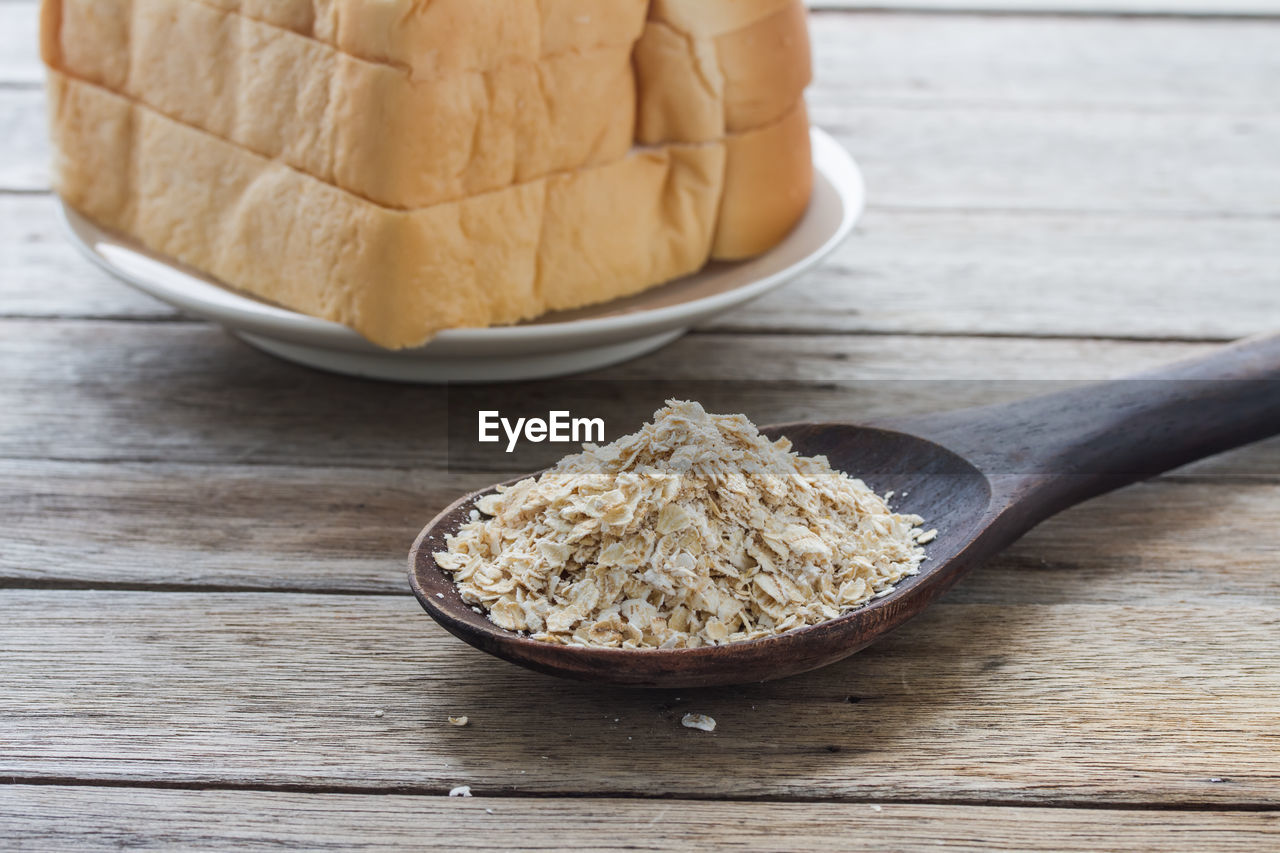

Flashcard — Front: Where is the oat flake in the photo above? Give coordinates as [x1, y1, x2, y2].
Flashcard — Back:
[435, 401, 928, 649]
[681, 713, 717, 732]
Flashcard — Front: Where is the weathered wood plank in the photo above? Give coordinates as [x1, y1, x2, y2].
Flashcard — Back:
[0, 196, 181, 320]
[7, 194, 1279, 342]
[1, 591, 1277, 803]
[4, 457, 1280, 601]
[807, 15, 1280, 110]
[6, 88, 1280, 214]
[815, 105, 1280, 217]
[0, 320, 1213, 468]
[3, 787, 1277, 853]
[708, 208, 1280, 339]
[0, 5, 39, 88]
[0, 460, 495, 592]
[3, 0, 1280, 831]
[0, 87, 47, 192]
[4, 319, 1278, 475]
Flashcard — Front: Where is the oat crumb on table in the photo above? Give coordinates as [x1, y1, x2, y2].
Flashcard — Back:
[681, 713, 717, 732]
[448, 715, 469, 727]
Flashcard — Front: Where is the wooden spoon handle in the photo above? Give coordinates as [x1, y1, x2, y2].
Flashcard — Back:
[886, 333, 1280, 515]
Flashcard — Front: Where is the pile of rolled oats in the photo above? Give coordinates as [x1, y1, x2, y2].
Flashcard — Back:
[434, 401, 930, 649]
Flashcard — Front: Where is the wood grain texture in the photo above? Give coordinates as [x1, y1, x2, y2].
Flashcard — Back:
[0, 3, 39, 88]
[0, 87, 46, 192]
[5, 318, 1280, 475]
[2, 787, 1277, 853]
[0, 196, 181, 320]
[0, 320, 1212, 468]
[5, 457, 1280, 596]
[808, 15, 1280, 110]
[1, 590, 1277, 803]
[0, 460, 496, 592]
[2, 0, 1278, 839]
[709, 208, 1280, 339]
[817, 106, 1280, 217]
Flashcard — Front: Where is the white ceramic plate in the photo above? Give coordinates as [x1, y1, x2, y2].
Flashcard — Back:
[60, 128, 863, 383]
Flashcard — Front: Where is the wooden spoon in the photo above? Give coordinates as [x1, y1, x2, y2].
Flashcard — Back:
[409, 335, 1280, 687]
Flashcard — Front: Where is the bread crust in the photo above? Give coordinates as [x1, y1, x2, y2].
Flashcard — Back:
[712, 98, 814, 261]
[718, 1, 812, 133]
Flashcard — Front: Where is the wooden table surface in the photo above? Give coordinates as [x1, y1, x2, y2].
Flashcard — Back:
[4, 1, 1280, 849]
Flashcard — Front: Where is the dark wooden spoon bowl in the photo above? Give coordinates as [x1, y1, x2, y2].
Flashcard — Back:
[410, 334, 1280, 688]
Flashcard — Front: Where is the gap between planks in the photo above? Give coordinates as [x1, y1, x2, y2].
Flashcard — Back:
[0, 292, 1250, 342]
[0, 314, 1250, 344]
[2, 777, 1279, 813]
[693, 327, 1242, 344]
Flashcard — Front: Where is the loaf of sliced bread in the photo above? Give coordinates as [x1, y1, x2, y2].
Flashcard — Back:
[42, 0, 815, 348]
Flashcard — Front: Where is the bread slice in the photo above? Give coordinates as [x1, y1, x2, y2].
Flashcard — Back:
[42, 0, 638, 209]
[635, 0, 811, 143]
[713, 98, 813, 260]
[48, 71, 727, 349]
